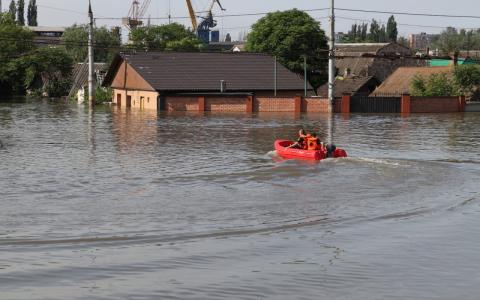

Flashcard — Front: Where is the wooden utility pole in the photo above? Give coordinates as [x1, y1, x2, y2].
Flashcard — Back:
[88, 0, 95, 108]
[328, 0, 335, 103]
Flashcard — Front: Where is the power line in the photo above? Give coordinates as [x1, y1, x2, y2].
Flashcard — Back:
[95, 8, 330, 21]
[336, 7, 480, 19]
[336, 16, 478, 30]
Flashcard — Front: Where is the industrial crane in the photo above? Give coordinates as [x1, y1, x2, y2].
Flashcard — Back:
[185, 0, 225, 43]
[123, 0, 152, 29]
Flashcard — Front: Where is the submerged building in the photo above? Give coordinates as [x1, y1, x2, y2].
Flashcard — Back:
[102, 52, 311, 111]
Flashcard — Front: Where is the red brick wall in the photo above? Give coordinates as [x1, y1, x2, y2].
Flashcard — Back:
[303, 97, 331, 113]
[255, 97, 295, 112]
[411, 96, 460, 113]
[205, 97, 247, 112]
[165, 96, 199, 111]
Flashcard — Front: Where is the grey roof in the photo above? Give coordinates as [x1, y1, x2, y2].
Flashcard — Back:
[104, 52, 310, 92]
[317, 76, 380, 98]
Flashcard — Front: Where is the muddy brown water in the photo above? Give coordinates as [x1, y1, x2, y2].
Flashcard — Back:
[1, 98, 480, 299]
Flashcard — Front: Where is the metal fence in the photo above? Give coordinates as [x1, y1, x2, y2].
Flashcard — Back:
[350, 96, 401, 113]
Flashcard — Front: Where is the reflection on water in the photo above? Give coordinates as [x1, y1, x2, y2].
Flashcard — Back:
[1, 99, 480, 300]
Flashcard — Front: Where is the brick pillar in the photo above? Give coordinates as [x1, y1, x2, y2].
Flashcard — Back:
[458, 95, 466, 112]
[246, 95, 254, 113]
[294, 96, 302, 113]
[401, 94, 411, 114]
[198, 96, 205, 112]
[341, 93, 350, 114]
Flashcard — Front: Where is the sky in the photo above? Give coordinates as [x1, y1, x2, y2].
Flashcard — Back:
[2, 0, 480, 40]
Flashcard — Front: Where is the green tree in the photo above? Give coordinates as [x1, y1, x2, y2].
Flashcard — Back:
[245, 9, 328, 90]
[62, 24, 121, 63]
[27, 0, 37, 26]
[22, 47, 73, 96]
[386, 15, 398, 42]
[368, 19, 380, 42]
[453, 65, 480, 98]
[410, 73, 459, 96]
[8, 0, 16, 21]
[17, 0, 24, 26]
[379, 24, 387, 42]
[0, 12, 35, 94]
[436, 27, 461, 55]
[129, 23, 201, 51]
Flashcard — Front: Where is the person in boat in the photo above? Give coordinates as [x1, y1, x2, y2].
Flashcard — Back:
[306, 133, 322, 150]
[287, 129, 308, 149]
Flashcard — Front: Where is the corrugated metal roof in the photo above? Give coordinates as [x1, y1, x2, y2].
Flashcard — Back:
[115, 52, 309, 92]
[371, 66, 453, 95]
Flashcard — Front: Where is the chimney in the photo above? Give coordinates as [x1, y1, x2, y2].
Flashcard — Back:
[344, 68, 351, 78]
[220, 80, 227, 93]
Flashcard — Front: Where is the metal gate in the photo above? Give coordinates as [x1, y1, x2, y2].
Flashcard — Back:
[350, 96, 401, 113]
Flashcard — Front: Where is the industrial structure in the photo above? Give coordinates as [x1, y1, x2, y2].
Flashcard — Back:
[186, 0, 225, 43]
[123, 0, 151, 30]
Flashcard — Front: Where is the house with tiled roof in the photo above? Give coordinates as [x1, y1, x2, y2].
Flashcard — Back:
[371, 66, 452, 96]
[103, 52, 312, 110]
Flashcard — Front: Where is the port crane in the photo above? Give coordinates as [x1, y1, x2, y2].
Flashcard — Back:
[185, 0, 225, 43]
[123, 0, 152, 29]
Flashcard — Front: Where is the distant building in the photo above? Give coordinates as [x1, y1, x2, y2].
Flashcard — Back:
[335, 42, 424, 82]
[409, 33, 439, 51]
[26, 26, 65, 46]
[335, 32, 346, 43]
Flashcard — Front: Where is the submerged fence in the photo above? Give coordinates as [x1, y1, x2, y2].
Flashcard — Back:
[350, 95, 401, 113]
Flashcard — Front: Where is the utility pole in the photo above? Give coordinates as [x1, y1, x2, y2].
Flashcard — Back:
[88, 0, 95, 109]
[328, 0, 335, 104]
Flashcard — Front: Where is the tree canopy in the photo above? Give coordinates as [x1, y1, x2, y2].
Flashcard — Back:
[62, 24, 121, 63]
[0, 12, 35, 94]
[17, 0, 25, 26]
[386, 16, 398, 42]
[342, 16, 398, 43]
[433, 27, 480, 55]
[245, 9, 328, 90]
[27, 0, 37, 26]
[129, 23, 202, 52]
[410, 65, 480, 100]
[0, 12, 72, 96]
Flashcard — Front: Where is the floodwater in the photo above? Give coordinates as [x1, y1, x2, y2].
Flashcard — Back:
[1, 98, 480, 300]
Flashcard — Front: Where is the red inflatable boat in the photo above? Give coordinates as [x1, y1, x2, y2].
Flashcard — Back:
[274, 140, 348, 161]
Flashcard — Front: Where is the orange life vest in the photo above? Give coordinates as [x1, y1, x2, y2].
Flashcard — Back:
[307, 137, 319, 150]
[303, 134, 312, 150]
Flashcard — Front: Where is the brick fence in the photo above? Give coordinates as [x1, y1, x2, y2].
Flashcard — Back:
[162, 94, 467, 113]
[164, 95, 332, 113]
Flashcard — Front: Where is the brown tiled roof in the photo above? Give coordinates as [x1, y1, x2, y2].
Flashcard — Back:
[336, 57, 375, 77]
[317, 76, 380, 98]
[104, 52, 310, 92]
[371, 66, 453, 95]
[335, 43, 390, 56]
